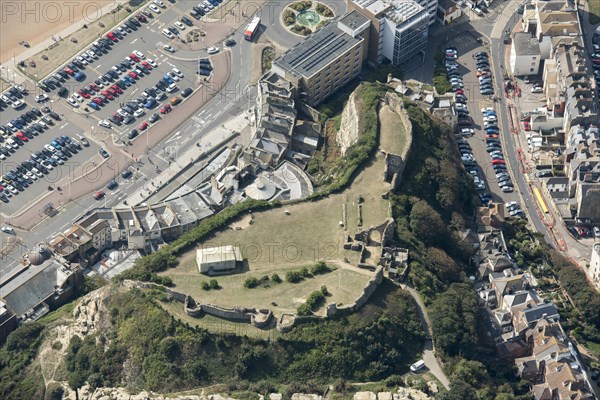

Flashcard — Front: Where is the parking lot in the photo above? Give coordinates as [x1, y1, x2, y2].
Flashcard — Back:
[0, 0, 231, 216]
[445, 32, 523, 211]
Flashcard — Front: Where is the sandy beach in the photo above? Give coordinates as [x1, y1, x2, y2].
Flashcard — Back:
[0, 0, 118, 64]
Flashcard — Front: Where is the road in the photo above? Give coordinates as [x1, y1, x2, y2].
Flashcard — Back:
[402, 284, 450, 390]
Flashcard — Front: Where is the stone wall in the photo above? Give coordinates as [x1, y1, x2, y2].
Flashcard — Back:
[124, 265, 384, 332]
[381, 92, 413, 191]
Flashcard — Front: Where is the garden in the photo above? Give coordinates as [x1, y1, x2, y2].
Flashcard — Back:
[282, 1, 335, 36]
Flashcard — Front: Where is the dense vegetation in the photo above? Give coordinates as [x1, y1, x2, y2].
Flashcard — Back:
[385, 102, 534, 399]
[433, 51, 452, 94]
[57, 282, 423, 394]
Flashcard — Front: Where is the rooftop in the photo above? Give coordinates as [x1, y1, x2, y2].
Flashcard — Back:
[273, 23, 363, 79]
[197, 246, 242, 265]
[513, 32, 541, 56]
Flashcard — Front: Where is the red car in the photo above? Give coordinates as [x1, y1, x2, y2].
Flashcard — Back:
[92, 97, 103, 105]
[107, 88, 117, 96]
[63, 67, 74, 76]
[160, 104, 172, 114]
[94, 191, 105, 200]
[129, 53, 140, 62]
[79, 89, 91, 99]
[128, 71, 138, 79]
[141, 61, 152, 70]
[455, 89, 464, 95]
[101, 90, 113, 100]
[111, 84, 123, 94]
[113, 112, 123, 121]
[16, 131, 28, 142]
[135, 14, 147, 22]
[89, 83, 99, 92]
[492, 159, 505, 165]
[138, 121, 149, 130]
[523, 121, 531, 131]
[106, 32, 118, 42]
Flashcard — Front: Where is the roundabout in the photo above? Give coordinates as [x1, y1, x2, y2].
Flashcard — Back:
[282, 1, 335, 36]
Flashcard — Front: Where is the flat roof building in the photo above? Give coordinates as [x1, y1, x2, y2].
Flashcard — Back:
[196, 245, 242, 275]
[510, 32, 541, 76]
[271, 11, 370, 106]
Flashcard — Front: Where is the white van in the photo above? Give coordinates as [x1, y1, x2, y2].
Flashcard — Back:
[410, 360, 425, 372]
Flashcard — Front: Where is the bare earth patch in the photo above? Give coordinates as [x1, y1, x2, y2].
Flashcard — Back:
[379, 104, 408, 155]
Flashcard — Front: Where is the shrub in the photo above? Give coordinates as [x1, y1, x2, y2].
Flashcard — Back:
[310, 261, 331, 275]
[297, 289, 327, 315]
[201, 281, 210, 291]
[315, 3, 334, 17]
[209, 279, 219, 290]
[271, 273, 282, 283]
[286, 271, 305, 283]
[244, 277, 259, 288]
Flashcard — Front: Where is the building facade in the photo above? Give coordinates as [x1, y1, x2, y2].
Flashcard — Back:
[349, 0, 430, 65]
[510, 32, 541, 76]
[271, 10, 370, 106]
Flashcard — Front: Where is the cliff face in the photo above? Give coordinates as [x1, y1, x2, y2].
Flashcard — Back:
[336, 90, 361, 155]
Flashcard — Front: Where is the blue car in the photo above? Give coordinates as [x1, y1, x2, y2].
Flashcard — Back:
[145, 98, 157, 109]
[482, 111, 496, 117]
[87, 102, 100, 110]
[74, 71, 86, 81]
[125, 75, 135, 84]
[11, 120, 23, 129]
[120, 77, 131, 87]
[50, 140, 62, 150]
[163, 74, 174, 84]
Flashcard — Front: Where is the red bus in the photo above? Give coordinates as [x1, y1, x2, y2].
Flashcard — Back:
[244, 17, 261, 41]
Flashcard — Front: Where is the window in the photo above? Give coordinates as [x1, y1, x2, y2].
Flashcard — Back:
[530, 68, 535, 72]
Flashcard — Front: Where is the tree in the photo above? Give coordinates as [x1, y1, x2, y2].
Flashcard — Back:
[209, 279, 219, 289]
[438, 380, 477, 400]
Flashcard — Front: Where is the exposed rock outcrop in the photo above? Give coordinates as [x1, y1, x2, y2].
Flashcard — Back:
[336, 90, 361, 155]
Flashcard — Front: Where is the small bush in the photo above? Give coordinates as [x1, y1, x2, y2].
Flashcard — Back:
[51, 341, 63, 351]
[310, 261, 331, 275]
[297, 289, 327, 315]
[201, 281, 210, 291]
[271, 273, 282, 283]
[244, 277, 259, 289]
[286, 271, 305, 283]
[209, 279, 219, 289]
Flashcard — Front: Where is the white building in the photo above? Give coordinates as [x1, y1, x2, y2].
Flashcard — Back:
[590, 244, 600, 289]
[349, 0, 431, 65]
[510, 32, 541, 76]
[196, 245, 242, 275]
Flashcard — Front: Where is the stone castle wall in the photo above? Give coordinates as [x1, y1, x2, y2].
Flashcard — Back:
[381, 92, 413, 191]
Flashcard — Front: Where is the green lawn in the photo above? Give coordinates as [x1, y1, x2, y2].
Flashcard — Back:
[161, 153, 392, 316]
[379, 103, 408, 155]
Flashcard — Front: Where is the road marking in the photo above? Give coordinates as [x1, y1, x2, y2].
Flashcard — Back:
[96, 64, 102, 69]
[131, 38, 138, 44]
[166, 131, 181, 143]
[59, 123, 68, 129]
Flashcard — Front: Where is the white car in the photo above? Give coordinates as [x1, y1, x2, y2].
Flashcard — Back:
[6, 185, 18, 195]
[72, 93, 83, 102]
[168, 72, 180, 82]
[35, 94, 49, 102]
[454, 103, 467, 110]
[149, 4, 161, 13]
[147, 58, 158, 67]
[117, 27, 127, 36]
[163, 45, 176, 53]
[133, 50, 145, 59]
[531, 87, 543, 93]
[52, 155, 64, 165]
[166, 83, 178, 93]
[111, 66, 122, 75]
[67, 98, 79, 108]
[87, 50, 98, 59]
[44, 144, 56, 153]
[32, 168, 43, 177]
[11, 100, 23, 109]
[99, 120, 112, 128]
[26, 171, 37, 180]
[154, 0, 166, 7]
[117, 108, 130, 117]
[1, 226, 14, 234]
[594, 227, 600, 238]
[207, 47, 219, 54]
[460, 128, 474, 136]
[481, 107, 494, 113]
[41, 160, 54, 170]
[77, 56, 88, 65]
[134, 109, 145, 118]
[174, 21, 186, 31]
[172, 67, 184, 78]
